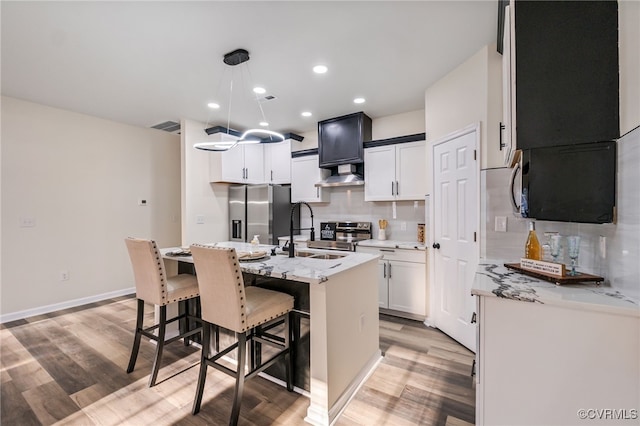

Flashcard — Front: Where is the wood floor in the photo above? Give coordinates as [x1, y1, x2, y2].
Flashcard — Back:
[1, 295, 475, 425]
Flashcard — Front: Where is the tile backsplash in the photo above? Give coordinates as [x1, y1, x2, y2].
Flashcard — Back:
[481, 126, 640, 300]
[297, 186, 426, 242]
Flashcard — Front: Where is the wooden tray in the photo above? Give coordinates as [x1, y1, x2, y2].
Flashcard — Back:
[504, 263, 604, 285]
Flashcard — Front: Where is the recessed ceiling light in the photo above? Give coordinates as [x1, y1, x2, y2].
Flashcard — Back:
[353, 97, 366, 104]
[301, 111, 312, 117]
[207, 102, 220, 109]
[253, 87, 266, 94]
[259, 121, 269, 127]
[313, 65, 328, 74]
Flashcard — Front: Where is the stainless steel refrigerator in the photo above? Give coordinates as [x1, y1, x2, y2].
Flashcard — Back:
[229, 184, 299, 245]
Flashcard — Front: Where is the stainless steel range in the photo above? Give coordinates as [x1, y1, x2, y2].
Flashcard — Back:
[307, 221, 372, 251]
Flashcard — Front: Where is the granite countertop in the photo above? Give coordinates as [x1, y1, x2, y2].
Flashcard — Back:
[472, 260, 639, 317]
[356, 239, 427, 250]
[161, 242, 379, 285]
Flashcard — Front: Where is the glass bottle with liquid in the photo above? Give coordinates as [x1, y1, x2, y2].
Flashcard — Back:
[524, 222, 542, 260]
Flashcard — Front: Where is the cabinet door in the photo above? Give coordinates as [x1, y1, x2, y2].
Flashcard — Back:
[221, 145, 245, 183]
[395, 141, 426, 201]
[378, 261, 389, 309]
[364, 145, 396, 201]
[514, 1, 619, 148]
[388, 260, 426, 316]
[243, 144, 265, 184]
[265, 140, 291, 184]
[291, 155, 329, 203]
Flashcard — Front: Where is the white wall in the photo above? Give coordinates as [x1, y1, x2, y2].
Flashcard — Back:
[181, 119, 229, 246]
[424, 43, 502, 176]
[620, 0, 640, 134]
[1, 96, 181, 320]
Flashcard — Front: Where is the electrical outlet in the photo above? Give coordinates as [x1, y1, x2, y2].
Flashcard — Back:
[19, 216, 36, 227]
[59, 270, 70, 281]
[196, 215, 205, 224]
[400, 222, 407, 231]
[599, 236, 607, 258]
[495, 216, 507, 232]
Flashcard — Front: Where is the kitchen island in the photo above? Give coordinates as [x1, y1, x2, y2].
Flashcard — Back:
[162, 242, 382, 426]
[472, 261, 639, 426]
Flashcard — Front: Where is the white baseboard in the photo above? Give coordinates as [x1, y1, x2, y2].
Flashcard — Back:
[0, 287, 135, 323]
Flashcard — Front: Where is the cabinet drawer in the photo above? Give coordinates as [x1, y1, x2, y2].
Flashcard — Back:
[356, 246, 426, 263]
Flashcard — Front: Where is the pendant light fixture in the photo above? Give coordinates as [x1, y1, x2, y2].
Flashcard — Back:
[194, 49, 285, 152]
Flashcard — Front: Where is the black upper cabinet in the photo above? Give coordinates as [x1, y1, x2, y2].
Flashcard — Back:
[515, 1, 619, 149]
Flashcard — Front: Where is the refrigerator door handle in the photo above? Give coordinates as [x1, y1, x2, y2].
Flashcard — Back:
[232, 219, 242, 240]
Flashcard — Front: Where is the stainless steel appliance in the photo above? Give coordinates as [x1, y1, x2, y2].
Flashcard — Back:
[229, 184, 298, 245]
[307, 221, 372, 251]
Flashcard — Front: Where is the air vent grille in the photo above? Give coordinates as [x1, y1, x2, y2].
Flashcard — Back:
[151, 121, 181, 133]
[257, 94, 277, 103]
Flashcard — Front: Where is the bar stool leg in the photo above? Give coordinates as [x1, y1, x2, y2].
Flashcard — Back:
[192, 323, 211, 415]
[148, 305, 166, 387]
[126, 299, 145, 374]
[285, 313, 293, 392]
[230, 332, 247, 426]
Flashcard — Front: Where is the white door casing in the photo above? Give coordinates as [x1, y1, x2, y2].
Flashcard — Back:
[431, 124, 480, 351]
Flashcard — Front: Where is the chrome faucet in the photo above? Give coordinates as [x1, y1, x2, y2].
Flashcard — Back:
[289, 202, 315, 258]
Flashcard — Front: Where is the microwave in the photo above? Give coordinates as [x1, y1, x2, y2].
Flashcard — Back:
[516, 141, 616, 224]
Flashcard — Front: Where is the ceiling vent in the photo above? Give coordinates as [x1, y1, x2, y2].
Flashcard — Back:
[257, 94, 277, 103]
[151, 120, 181, 134]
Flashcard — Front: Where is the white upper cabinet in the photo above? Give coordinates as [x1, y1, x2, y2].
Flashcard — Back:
[264, 140, 291, 184]
[210, 143, 264, 184]
[364, 140, 426, 201]
[210, 133, 301, 184]
[291, 154, 330, 203]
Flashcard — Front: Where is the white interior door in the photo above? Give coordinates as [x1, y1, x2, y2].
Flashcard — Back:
[431, 124, 479, 351]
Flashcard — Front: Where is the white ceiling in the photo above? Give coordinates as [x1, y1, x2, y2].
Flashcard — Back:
[1, 1, 498, 135]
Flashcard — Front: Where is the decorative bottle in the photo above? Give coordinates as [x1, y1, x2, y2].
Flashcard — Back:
[524, 222, 541, 260]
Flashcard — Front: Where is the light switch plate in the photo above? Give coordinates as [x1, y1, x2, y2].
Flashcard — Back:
[495, 216, 507, 232]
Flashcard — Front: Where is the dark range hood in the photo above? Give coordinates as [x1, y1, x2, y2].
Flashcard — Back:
[316, 112, 371, 188]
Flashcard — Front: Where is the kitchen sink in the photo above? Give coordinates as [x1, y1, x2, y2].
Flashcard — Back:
[278, 250, 347, 260]
[308, 253, 346, 260]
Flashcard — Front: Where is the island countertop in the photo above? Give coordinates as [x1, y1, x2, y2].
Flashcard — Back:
[472, 260, 639, 317]
[161, 242, 380, 285]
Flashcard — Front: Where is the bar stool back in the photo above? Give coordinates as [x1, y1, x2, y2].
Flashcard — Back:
[190, 244, 294, 425]
[124, 237, 201, 387]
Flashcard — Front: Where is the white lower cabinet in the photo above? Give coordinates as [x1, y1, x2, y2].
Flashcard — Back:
[356, 246, 426, 318]
[290, 154, 330, 203]
[475, 295, 640, 426]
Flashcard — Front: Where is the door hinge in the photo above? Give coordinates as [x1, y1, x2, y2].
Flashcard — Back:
[474, 232, 477, 242]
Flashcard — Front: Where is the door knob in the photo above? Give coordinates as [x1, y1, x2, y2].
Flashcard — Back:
[432, 242, 441, 249]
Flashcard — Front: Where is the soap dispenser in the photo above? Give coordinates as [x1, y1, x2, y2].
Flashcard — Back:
[251, 235, 260, 245]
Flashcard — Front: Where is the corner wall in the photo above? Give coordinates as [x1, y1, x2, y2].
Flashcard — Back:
[1, 96, 181, 319]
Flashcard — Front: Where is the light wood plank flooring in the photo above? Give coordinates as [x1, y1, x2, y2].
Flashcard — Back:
[1, 295, 475, 425]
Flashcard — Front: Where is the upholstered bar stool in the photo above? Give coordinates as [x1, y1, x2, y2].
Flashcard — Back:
[189, 244, 294, 426]
[124, 237, 202, 387]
